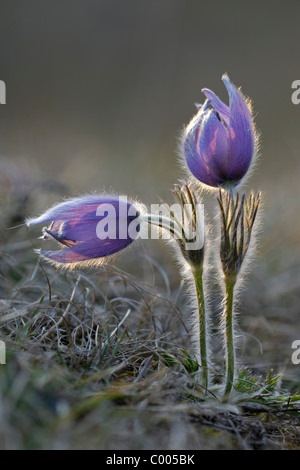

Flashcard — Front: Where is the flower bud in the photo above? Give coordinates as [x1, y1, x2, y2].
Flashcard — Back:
[182, 75, 256, 189]
[26, 194, 141, 268]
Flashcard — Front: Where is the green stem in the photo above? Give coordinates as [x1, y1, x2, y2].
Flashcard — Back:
[223, 277, 236, 398]
[192, 265, 208, 390]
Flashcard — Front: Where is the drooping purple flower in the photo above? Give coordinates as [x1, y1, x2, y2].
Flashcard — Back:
[182, 74, 256, 189]
[26, 195, 141, 268]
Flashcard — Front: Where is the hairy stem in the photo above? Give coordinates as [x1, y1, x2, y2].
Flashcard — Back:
[192, 264, 208, 390]
[223, 276, 236, 398]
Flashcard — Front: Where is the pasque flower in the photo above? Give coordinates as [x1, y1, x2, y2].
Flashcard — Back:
[182, 74, 256, 189]
[26, 195, 141, 267]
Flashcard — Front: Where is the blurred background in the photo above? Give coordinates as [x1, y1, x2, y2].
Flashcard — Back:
[0, 0, 299, 200]
[0, 1, 299, 383]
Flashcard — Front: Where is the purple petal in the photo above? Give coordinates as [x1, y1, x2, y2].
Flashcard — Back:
[26, 195, 130, 227]
[201, 88, 230, 125]
[222, 74, 254, 180]
[39, 236, 134, 266]
[198, 110, 230, 179]
[184, 109, 229, 187]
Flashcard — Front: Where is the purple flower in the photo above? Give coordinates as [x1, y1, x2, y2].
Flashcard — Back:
[26, 195, 141, 267]
[182, 74, 256, 189]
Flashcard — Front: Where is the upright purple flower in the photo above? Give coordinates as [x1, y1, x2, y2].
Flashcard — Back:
[26, 195, 142, 268]
[182, 74, 256, 189]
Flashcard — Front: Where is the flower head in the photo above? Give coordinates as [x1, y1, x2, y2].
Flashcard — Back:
[26, 194, 142, 268]
[182, 74, 256, 189]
